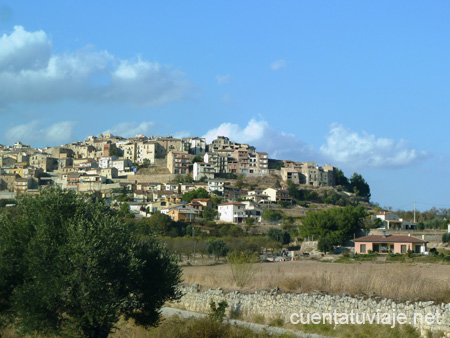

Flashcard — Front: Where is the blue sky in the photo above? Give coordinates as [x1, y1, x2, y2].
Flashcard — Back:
[0, 1, 449, 211]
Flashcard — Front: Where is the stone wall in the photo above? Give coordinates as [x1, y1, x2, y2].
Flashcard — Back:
[170, 285, 450, 337]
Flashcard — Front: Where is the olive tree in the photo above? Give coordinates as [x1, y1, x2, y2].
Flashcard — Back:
[0, 188, 182, 338]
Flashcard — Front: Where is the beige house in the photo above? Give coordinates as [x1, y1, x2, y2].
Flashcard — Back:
[256, 152, 269, 174]
[136, 141, 158, 164]
[204, 152, 229, 173]
[281, 167, 300, 184]
[118, 142, 137, 163]
[0, 173, 18, 191]
[155, 137, 184, 158]
[262, 188, 289, 202]
[300, 162, 335, 187]
[167, 151, 190, 174]
[165, 204, 199, 222]
[29, 154, 58, 172]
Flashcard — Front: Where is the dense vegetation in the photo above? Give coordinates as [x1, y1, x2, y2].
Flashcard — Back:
[299, 205, 367, 253]
[0, 189, 181, 338]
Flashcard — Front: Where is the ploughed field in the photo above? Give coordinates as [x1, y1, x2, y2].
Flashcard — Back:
[183, 260, 450, 304]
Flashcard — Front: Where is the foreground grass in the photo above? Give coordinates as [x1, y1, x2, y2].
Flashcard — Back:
[111, 316, 295, 338]
[111, 316, 425, 338]
[183, 260, 450, 303]
[294, 322, 424, 338]
[1, 315, 436, 338]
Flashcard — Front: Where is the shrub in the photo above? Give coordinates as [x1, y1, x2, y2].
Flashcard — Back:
[209, 300, 228, 322]
[227, 251, 258, 287]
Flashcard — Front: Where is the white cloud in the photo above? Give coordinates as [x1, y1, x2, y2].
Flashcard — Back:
[320, 123, 429, 169]
[216, 74, 230, 85]
[173, 130, 190, 139]
[103, 121, 156, 138]
[4, 120, 77, 145]
[270, 59, 286, 71]
[0, 26, 190, 107]
[203, 119, 314, 160]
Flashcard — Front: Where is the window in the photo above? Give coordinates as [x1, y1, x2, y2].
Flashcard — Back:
[360, 244, 366, 253]
[401, 245, 407, 253]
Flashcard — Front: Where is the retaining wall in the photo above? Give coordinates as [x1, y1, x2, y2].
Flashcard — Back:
[170, 285, 450, 337]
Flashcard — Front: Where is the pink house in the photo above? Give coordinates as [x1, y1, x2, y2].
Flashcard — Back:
[354, 234, 427, 254]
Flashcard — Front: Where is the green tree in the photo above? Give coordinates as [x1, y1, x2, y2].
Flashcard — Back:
[235, 174, 245, 189]
[202, 207, 217, 221]
[335, 168, 349, 188]
[318, 234, 335, 254]
[262, 208, 283, 221]
[266, 228, 291, 245]
[142, 158, 151, 168]
[246, 216, 256, 226]
[118, 202, 133, 218]
[300, 205, 367, 246]
[349, 173, 371, 201]
[0, 188, 181, 338]
[207, 239, 229, 260]
[192, 155, 203, 163]
[182, 188, 210, 202]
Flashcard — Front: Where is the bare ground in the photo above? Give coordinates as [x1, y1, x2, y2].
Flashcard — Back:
[182, 260, 450, 304]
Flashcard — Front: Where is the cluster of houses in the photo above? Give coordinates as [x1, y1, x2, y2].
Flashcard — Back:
[0, 134, 336, 198]
[1, 134, 433, 255]
[0, 134, 331, 229]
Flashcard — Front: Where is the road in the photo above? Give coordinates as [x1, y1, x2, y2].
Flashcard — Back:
[161, 307, 331, 338]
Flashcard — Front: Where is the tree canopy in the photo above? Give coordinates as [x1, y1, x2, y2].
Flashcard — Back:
[182, 188, 210, 202]
[334, 169, 371, 202]
[300, 205, 367, 247]
[0, 188, 182, 338]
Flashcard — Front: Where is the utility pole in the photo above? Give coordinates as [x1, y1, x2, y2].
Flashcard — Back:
[193, 226, 196, 263]
[414, 201, 416, 223]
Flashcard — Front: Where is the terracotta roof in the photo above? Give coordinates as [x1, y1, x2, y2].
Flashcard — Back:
[354, 235, 427, 243]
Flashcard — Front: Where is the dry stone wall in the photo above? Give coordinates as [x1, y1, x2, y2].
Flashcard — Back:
[170, 285, 450, 337]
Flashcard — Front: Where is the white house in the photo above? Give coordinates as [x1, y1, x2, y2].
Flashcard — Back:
[218, 202, 247, 224]
[98, 156, 118, 169]
[208, 179, 224, 194]
[111, 159, 133, 172]
[374, 212, 416, 230]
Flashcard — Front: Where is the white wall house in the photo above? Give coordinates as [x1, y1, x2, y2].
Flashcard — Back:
[111, 159, 133, 172]
[98, 156, 118, 169]
[218, 202, 247, 224]
[208, 179, 224, 194]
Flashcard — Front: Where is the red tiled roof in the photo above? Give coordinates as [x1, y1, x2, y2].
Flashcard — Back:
[354, 235, 427, 243]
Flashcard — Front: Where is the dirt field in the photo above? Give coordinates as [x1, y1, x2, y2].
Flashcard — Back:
[183, 260, 450, 303]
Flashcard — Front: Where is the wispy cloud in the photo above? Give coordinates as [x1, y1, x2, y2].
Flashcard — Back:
[320, 123, 430, 169]
[0, 26, 191, 108]
[215, 74, 230, 85]
[103, 121, 156, 138]
[4, 120, 77, 145]
[270, 59, 286, 71]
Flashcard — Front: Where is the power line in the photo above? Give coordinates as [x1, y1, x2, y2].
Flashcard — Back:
[396, 201, 450, 210]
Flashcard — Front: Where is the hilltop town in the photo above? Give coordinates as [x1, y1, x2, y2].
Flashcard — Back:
[0, 133, 340, 219]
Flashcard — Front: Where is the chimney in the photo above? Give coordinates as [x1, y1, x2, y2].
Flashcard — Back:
[422, 235, 425, 240]
[382, 231, 386, 238]
[408, 233, 411, 237]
